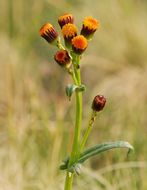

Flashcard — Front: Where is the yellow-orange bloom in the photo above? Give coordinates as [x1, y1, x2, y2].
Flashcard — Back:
[58, 13, 74, 28]
[54, 50, 71, 68]
[62, 23, 77, 39]
[72, 35, 88, 54]
[81, 16, 99, 39]
[39, 23, 58, 44]
[62, 23, 78, 47]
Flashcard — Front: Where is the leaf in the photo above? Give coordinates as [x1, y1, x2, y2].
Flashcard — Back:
[60, 157, 69, 170]
[59, 141, 134, 173]
[78, 141, 134, 163]
[65, 84, 86, 100]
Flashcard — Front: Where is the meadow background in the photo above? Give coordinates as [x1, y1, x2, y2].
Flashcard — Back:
[0, 0, 147, 189]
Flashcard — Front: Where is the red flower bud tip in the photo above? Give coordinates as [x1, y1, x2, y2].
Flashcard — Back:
[81, 16, 100, 40]
[71, 35, 88, 54]
[39, 23, 58, 44]
[92, 95, 106, 112]
[54, 50, 71, 68]
[58, 13, 74, 28]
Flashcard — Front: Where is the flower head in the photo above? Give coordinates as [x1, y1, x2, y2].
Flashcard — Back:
[81, 16, 99, 39]
[92, 95, 106, 112]
[58, 13, 74, 28]
[71, 35, 88, 54]
[62, 23, 77, 47]
[39, 23, 58, 44]
[54, 50, 71, 68]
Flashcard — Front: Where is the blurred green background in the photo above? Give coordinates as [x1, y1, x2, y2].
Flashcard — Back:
[0, 0, 147, 189]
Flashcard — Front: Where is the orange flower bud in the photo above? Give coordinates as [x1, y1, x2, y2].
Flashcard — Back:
[39, 23, 58, 44]
[71, 35, 88, 54]
[54, 50, 71, 68]
[92, 95, 106, 112]
[81, 16, 99, 39]
[62, 23, 78, 47]
[58, 13, 74, 28]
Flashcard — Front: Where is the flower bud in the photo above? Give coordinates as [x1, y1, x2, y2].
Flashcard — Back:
[62, 23, 78, 48]
[81, 16, 99, 40]
[58, 13, 74, 28]
[71, 35, 88, 54]
[54, 50, 71, 68]
[39, 23, 58, 44]
[92, 95, 106, 112]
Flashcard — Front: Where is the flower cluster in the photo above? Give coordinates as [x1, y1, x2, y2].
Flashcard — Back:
[39, 13, 100, 68]
[39, 14, 134, 190]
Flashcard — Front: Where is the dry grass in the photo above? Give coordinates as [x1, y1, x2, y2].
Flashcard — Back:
[0, 0, 147, 189]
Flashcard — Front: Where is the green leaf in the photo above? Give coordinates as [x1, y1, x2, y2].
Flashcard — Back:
[59, 141, 134, 173]
[65, 84, 86, 100]
[78, 141, 134, 163]
[60, 157, 69, 170]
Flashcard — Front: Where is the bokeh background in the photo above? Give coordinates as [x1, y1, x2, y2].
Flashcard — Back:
[0, 0, 147, 189]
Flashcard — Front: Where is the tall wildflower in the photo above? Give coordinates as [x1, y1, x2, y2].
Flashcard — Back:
[39, 13, 133, 190]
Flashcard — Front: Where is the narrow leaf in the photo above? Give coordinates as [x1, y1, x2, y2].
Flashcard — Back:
[59, 141, 134, 172]
[78, 141, 134, 163]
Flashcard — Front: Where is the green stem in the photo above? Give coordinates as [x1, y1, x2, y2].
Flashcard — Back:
[56, 38, 65, 50]
[69, 55, 82, 164]
[80, 111, 97, 152]
[69, 69, 78, 85]
[64, 55, 82, 190]
[64, 172, 74, 190]
[69, 89, 82, 163]
[80, 126, 92, 152]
